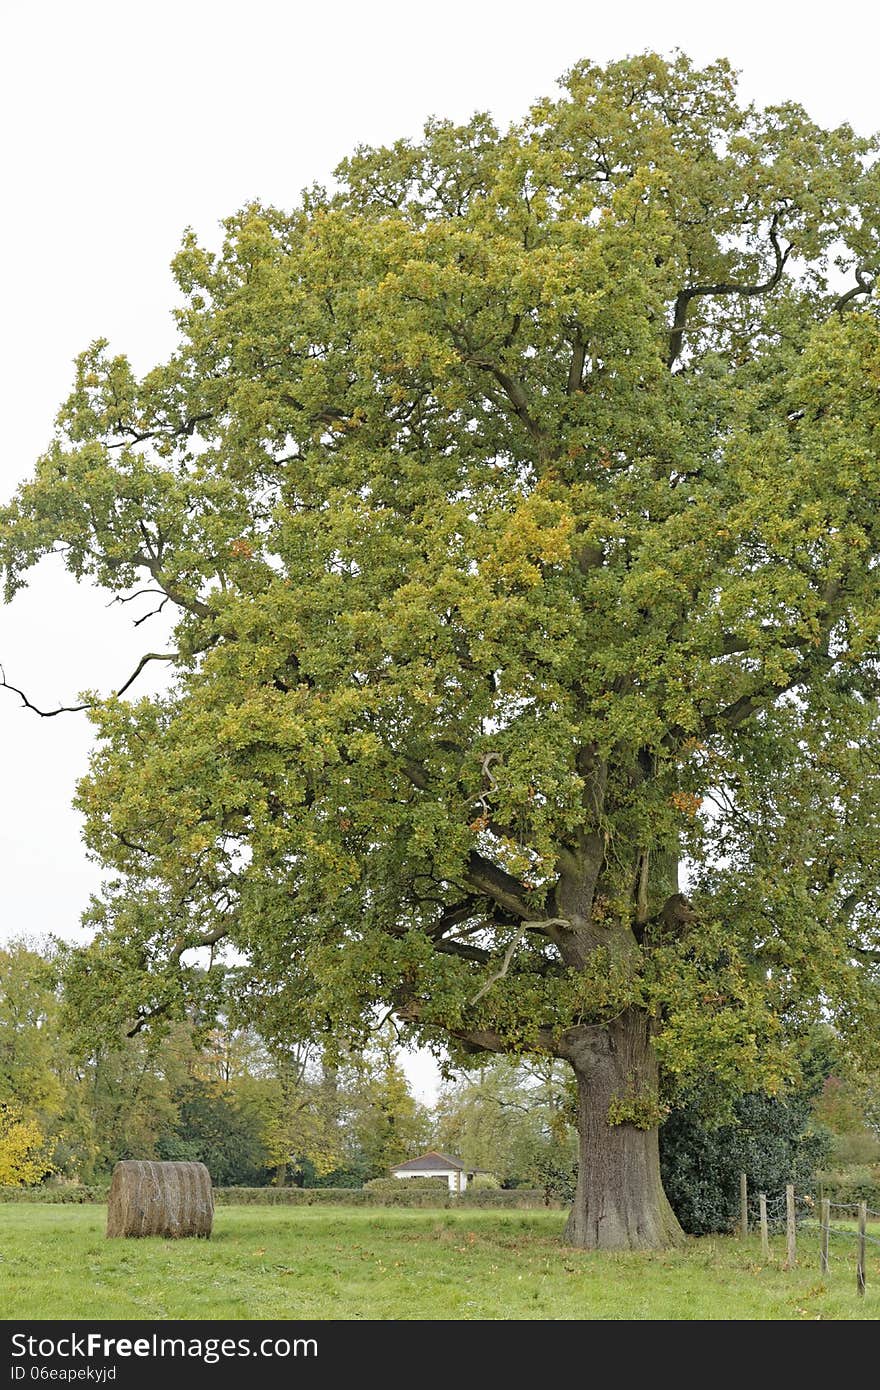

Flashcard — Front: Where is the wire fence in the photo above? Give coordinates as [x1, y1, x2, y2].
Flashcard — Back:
[740, 1174, 878, 1296]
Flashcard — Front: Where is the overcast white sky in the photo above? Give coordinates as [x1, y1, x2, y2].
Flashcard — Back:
[1, 0, 878, 1098]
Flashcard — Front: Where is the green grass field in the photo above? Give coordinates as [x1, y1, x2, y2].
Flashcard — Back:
[1, 1205, 878, 1320]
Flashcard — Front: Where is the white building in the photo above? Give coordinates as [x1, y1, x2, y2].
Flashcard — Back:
[389, 1150, 480, 1194]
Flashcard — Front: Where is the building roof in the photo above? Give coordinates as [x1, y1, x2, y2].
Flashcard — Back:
[389, 1150, 465, 1173]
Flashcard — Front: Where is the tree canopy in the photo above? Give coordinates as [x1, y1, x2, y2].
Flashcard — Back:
[3, 51, 880, 1246]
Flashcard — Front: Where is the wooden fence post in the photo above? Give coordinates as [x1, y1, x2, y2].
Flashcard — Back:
[857, 1202, 867, 1296]
[786, 1184, 796, 1267]
[740, 1172, 748, 1240]
[759, 1193, 769, 1259]
[820, 1197, 830, 1275]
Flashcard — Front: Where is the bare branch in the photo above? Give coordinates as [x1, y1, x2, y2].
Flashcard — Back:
[0, 649, 174, 718]
[113, 652, 175, 698]
[0, 664, 89, 717]
[470, 924, 528, 1002]
[107, 588, 167, 607]
[133, 598, 169, 628]
[471, 918, 571, 1004]
[477, 750, 501, 820]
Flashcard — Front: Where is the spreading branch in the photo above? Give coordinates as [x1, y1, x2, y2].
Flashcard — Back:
[833, 265, 876, 314]
[667, 214, 791, 366]
[106, 412, 212, 451]
[170, 923, 231, 960]
[465, 850, 536, 919]
[436, 939, 493, 964]
[141, 559, 213, 620]
[396, 998, 558, 1056]
[706, 647, 836, 734]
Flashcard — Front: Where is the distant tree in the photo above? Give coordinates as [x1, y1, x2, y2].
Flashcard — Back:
[341, 1040, 430, 1179]
[198, 1022, 274, 1089]
[863, 1077, 880, 1141]
[236, 1042, 341, 1185]
[158, 1080, 270, 1184]
[0, 1102, 52, 1186]
[0, 942, 64, 1124]
[434, 1057, 576, 1194]
[812, 1065, 880, 1166]
[78, 1038, 180, 1176]
[0, 941, 93, 1179]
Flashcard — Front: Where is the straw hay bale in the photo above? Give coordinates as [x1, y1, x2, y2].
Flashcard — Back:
[105, 1160, 213, 1238]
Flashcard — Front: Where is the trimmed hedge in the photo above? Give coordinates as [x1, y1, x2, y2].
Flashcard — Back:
[363, 1177, 449, 1193]
[459, 1189, 560, 1208]
[213, 1187, 561, 1208]
[220, 1188, 381, 1206]
[0, 1185, 109, 1203]
[0, 1183, 563, 1209]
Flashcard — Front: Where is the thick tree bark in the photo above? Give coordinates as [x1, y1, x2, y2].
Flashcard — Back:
[559, 1009, 684, 1250]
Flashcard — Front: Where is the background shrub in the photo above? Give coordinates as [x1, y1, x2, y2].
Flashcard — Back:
[815, 1166, 880, 1208]
[661, 1090, 831, 1235]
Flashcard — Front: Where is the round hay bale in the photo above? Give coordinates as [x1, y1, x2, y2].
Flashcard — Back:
[106, 1160, 213, 1238]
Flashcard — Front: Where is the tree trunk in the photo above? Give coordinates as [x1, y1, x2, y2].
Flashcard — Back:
[560, 1009, 684, 1250]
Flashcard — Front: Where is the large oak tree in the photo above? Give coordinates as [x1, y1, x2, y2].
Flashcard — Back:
[4, 53, 880, 1247]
